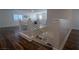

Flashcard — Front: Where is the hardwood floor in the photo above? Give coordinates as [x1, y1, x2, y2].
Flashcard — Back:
[64, 29, 79, 50]
[0, 27, 52, 50]
[1, 27, 79, 50]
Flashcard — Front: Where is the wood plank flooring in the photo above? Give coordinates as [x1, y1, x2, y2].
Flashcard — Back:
[64, 29, 79, 50]
[1, 27, 79, 50]
[0, 27, 52, 50]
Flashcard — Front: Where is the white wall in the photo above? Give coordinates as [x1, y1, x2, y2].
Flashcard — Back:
[0, 10, 13, 27]
[47, 9, 72, 49]
[0, 10, 33, 28]
[0, 9, 47, 28]
[72, 10, 79, 30]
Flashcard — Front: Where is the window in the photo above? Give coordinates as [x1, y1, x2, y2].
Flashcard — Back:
[13, 14, 23, 21]
[39, 14, 42, 20]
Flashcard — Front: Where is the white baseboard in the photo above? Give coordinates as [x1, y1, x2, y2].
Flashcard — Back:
[0, 25, 19, 28]
[19, 32, 33, 42]
[59, 29, 72, 50]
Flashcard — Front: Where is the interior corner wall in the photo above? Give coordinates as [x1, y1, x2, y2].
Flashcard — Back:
[47, 9, 72, 49]
[0, 10, 31, 28]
